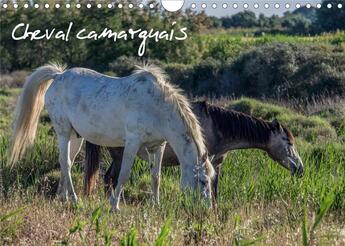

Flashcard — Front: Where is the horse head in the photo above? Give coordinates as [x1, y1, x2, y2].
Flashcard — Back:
[267, 119, 304, 177]
[193, 152, 215, 205]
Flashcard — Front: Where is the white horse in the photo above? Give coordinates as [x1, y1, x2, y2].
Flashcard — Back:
[8, 64, 215, 210]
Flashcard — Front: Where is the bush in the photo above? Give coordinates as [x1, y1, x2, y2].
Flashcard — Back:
[0, 71, 30, 88]
[108, 57, 239, 97]
[231, 43, 345, 98]
[108, 42, 345, 99]
[165, 59, 240, 96]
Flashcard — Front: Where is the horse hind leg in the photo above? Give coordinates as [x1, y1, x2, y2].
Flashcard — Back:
[52, 119, 80, 204]
[70, 134, 84, 164]
[57, 132, 83, 200]
[110, 136, 141, 211]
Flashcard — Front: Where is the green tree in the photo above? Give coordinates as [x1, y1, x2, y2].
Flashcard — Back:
[258, 14, 270, 28]
[221, 11, 258, 28]
[282, 14, 312, 35]
[316, 0, 345, 32]
[268, 15, 281, 29]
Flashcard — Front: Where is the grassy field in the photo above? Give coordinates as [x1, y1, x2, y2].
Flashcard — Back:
[180, 31, 345, 64]
[0, 87, 344, 245]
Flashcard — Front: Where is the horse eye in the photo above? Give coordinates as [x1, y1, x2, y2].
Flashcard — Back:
[283, 138, 293, 146]
[286, 147, 293, 155]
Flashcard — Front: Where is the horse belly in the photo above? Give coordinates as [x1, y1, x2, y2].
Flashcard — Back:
[70, 113, 126, 147]
[136, 144, 179, 166]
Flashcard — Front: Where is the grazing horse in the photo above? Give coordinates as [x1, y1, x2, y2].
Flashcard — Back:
[84, 101, 304, 198]
[8, 64, 215, 210]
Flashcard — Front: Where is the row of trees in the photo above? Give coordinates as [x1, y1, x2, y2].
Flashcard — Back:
[218, 0, 345, 34]
[0, 0, 218, 71]
[0, 0, 344, 72]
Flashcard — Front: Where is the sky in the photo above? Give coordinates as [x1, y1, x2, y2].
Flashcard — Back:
[183, 0, 323, 17]
[0, 0, 326, 17]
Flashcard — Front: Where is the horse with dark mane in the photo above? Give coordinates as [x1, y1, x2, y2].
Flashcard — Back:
[84, 101, 304, 198]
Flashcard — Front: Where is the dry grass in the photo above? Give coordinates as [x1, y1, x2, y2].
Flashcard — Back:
[1, 190, 344, 245]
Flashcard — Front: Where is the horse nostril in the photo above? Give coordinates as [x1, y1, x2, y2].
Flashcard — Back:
[297, 165, 304, 177]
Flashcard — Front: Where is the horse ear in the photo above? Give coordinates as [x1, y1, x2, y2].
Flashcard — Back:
[199, 101, 209, 116]
[272, 119, 283, 132]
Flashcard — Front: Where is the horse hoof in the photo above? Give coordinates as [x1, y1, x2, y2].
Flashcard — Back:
[70, 195, 78, 203]
[111, 206, 120, 213]
[57, 193, 68, 202]
[152, 199, 160, 205]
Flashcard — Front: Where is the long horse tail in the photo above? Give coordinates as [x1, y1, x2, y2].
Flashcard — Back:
[84, 141, 101, 196]
[8, 63, 66, 166]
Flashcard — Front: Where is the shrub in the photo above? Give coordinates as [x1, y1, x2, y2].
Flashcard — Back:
[0, 71, 30, 88]
[108, 57, 238, 97]
[232, 43, 345, 98]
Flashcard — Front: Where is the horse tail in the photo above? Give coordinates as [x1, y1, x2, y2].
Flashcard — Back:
[8, 63, 66, 166]
[84, 141, 100, 196]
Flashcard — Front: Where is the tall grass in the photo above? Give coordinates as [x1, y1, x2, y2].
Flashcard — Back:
[0, 89, 344, 244]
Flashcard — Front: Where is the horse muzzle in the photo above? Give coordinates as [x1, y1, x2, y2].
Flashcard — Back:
[289, 157, 304, 177]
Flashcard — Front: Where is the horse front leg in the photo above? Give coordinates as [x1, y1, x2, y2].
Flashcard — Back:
[57, 174, 65, 199]
[104, 147, 124, 196]
[212, 155, 226, 201]
[213, 164, 222, 200]
[110, 137, 141, 211]
[150, 142, 167, 204]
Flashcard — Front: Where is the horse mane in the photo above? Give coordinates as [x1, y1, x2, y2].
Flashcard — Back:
[198, 102, 295, 145]
[282, 127, 295, 144]
[134, 65, 206, 156]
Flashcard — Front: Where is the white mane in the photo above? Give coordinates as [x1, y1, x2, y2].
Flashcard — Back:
[134, 64, 206, 156]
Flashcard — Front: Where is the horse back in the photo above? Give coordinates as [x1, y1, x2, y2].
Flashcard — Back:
[45, 68, 172, 146]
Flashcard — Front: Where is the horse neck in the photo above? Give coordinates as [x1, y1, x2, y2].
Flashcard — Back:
[222, 138, 268, 152]
[163, 114, 200, 188]
[213, 111, 272, 153]
[169, 137, 199, 188]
